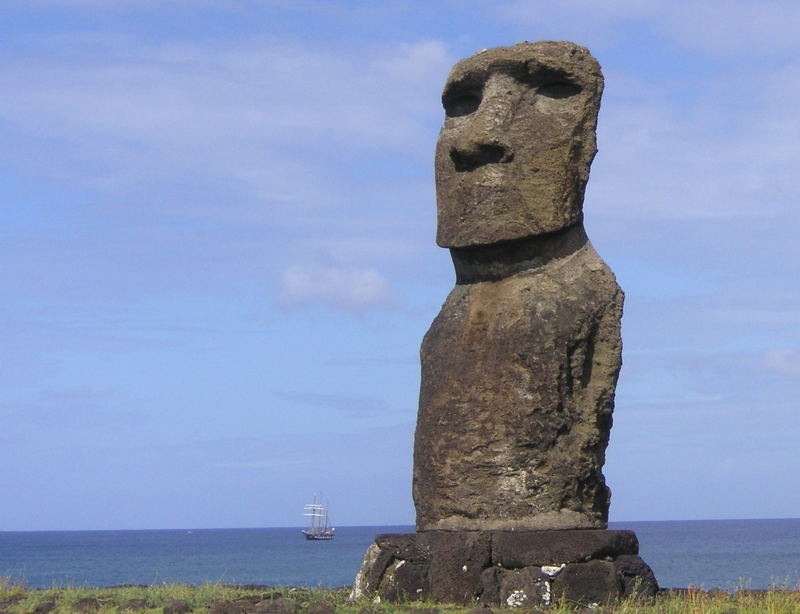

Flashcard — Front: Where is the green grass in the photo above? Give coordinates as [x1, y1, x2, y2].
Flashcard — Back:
[1, 579, 800, 614]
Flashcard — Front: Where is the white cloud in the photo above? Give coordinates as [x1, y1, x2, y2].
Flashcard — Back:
[278, 264, 397, 312]
[0, 31, 454, 295]
[0, 36, 451, 216]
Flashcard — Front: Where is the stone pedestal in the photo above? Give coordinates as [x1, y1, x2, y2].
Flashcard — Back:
[350, 530, 658, 608]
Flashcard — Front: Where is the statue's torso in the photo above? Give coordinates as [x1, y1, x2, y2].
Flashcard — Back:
[413, 241, 623, 531]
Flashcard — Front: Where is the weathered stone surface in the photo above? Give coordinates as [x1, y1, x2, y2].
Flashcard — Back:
[478, 567, 502, 606]
[208, 601, 247, 614]
[497, 567, 550, 608]
[550, 560, 620, 606]
[414, 41, 620, 533]
[414, 232, 623, 531]
[614, 554, 659, 598]
[377, 559, 430, 602]
[350, 529, 657, 606]
[251, 599, 292, 614]
[435, 41, 603, 248]
[419, 531, 492, 604]
[31, 602, 56, 614]
[492, 529, 638, 567]
[71, 598, 101, 613]
[393, 560, 430, 601]
[235, 596, 267, 608]
[162, 600, 192, 614]
[349, 543, 393, 601]
[375, 533, 430, 562]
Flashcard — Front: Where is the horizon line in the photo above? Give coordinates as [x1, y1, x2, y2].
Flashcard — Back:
[4, 516, 800, 533]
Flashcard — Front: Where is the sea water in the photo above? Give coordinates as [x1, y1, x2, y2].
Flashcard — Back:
[1, 519, 799, 590]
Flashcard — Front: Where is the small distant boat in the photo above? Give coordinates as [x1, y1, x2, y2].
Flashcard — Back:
[301, 496, 335, 541]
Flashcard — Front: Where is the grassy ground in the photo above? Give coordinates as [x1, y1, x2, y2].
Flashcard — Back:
[1, 581, 800, 614]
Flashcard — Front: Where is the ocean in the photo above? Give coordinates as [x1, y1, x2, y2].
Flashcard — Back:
[1, 519, 799, 591]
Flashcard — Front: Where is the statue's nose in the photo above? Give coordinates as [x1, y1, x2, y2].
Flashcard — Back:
[449, 74, 517, 172]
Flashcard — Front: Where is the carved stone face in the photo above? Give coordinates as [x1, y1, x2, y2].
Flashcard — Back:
[435, 41, 604, 248]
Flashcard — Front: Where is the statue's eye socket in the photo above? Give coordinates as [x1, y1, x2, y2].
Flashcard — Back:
[444, 91, 481, 117]
[538, 82, 581, 99]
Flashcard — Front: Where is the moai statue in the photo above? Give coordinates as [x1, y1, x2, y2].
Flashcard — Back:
[415, 40, 616, 532]
[351, 42, 658, 608]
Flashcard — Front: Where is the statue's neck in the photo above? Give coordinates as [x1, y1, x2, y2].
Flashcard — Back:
[450, 223, 588, 284]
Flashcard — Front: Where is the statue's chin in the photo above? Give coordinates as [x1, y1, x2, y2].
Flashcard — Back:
[437, 182, 581, 248]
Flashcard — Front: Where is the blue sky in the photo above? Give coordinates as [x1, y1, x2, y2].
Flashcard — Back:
[1, 0, 798, 531]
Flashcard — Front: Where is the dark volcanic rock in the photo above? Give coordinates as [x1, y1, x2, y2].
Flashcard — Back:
[614, 554, 659, 597]
[350, 543, 394, 600]
[163, 600, 192, 614]
[478, 567, 502, 606]
[72, 598, 101, 613]
[119, 599, 148, 612]
[31, 602, 56, 614]
[208, 601, 247, 614]
[253, 598, 294, 614]
[377, 559, 430, 602]
[419, 530, 492, 604]
[375, 534, 430, 562]
[352, 528, 656, 606]
[393, 560, 430, 601]
[497, 567, 549, 609]
[492, 529, 638, 567]
[551, 560, 620, 606]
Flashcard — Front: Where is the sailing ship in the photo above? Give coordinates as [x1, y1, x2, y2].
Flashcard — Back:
[301, 497, 335, 540]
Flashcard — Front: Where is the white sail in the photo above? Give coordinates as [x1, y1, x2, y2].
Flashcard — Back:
[301, 494, 335, 540]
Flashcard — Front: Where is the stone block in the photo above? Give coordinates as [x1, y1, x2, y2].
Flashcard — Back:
[477, 567, 502, 606]
[375, 533, 430, 562]
[498, 567, 550, 608]
[614, 554, 659, 598]
[492, 529, 638, 567]
[394, 560, 430, 601]
[349, 543, 394, 600]
[378, 559, 430, 603]
[418, 531, 492, 604]
[550, 560, 620, 607]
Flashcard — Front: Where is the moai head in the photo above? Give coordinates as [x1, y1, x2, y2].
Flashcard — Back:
[435, 41, 604, 248]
